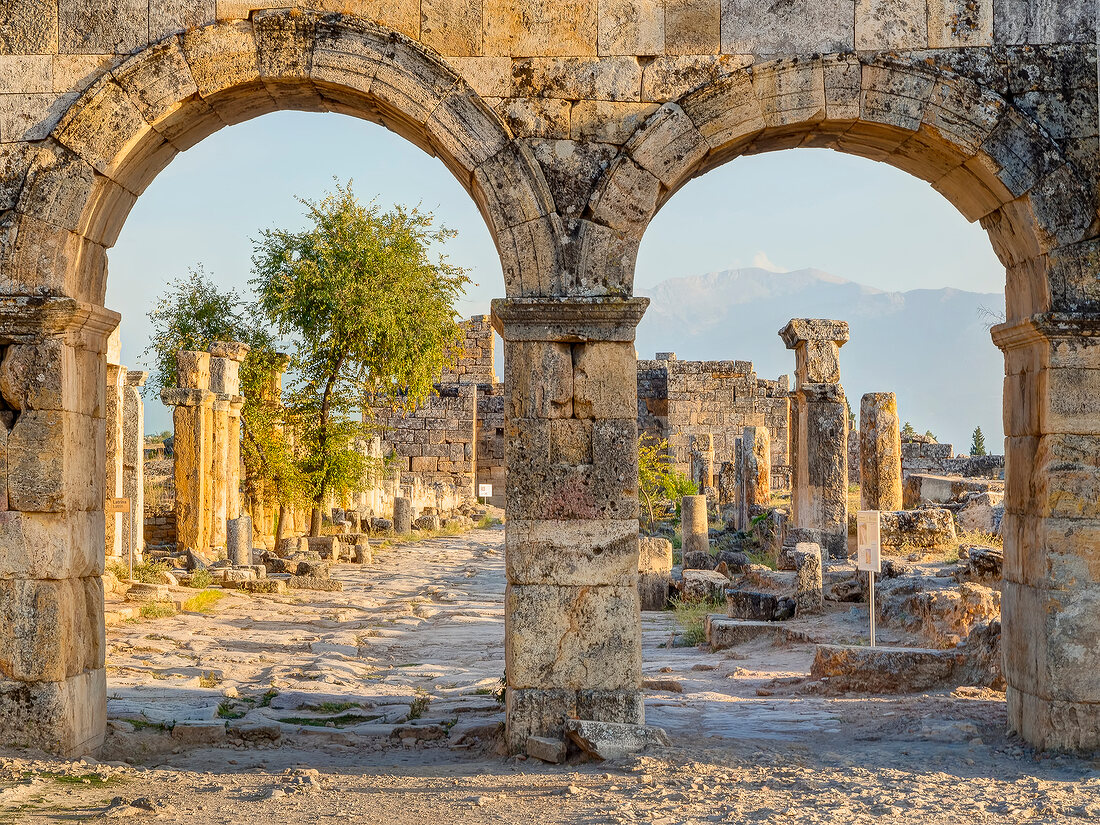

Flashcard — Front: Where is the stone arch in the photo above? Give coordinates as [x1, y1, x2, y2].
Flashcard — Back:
[586, 54, 1099, 320]
[3, 9, 563, 303]
[587, 53, 1100, 752]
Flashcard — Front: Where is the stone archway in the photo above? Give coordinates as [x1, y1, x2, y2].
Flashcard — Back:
[0, 9, 566, 755]
[586, 54, 1100, 751]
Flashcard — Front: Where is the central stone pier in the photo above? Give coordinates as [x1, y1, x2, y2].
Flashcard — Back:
[493, 297, 647, 752]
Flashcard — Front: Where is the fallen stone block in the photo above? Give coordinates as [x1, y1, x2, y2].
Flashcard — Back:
[810, 644, 966, 693]
[879, 509, 957, 555]
[526, 735, 567, 763]
[235, 579, 287, 595]
[681, 550, 717, 571]
[219, 567, 256, 583]
[706, 617, 811, 649]
[371, 518, 394, 533]
[961, 545, 1003, 583]
[725, 589, 796, 622]
[296, 560, 331, 579]
[124, 583, 169, 602]
[564, 720, 670, 760]
[793, 543, 823, 615]
[354, 543, 372, 564]
[287, 576, 343, 592]
[680, 569, 729, 602]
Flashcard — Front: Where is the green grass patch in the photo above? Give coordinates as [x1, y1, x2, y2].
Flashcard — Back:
[25, 772, 114, 787]
[297, 701, 361, 714]
[198, 671, 220, 688]
[131, 561, 171, 584]
[138, 600, 176, 619]
[183, 589, 227, 613]
[408, 688, 431, 720]
[276, 713, 381, 728]
[216, 700, 247, 720]
[671, 596, 724, 646]
[187, 569, 214, 588]
[127, 718, 170, 733]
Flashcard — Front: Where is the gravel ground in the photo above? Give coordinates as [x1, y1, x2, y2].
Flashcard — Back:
[2, 527, 1098, 824]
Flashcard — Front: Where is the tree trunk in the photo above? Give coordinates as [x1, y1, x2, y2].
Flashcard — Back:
[275, 504, 287, 547]
[310, 506, 322, 537]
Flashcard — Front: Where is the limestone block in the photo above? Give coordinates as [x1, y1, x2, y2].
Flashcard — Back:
[7, 410, 100, 513]
[497, 98, 571, 139]
[640, 55, 749, 102]
[0, 0, 59, 54]
[447, 57, 511, 98]
[506, 583, 641, 690]
[993, 0, 1095, 45]
[680, 71, 765, 151]
[598, 0, 664, 55]
[512, 57, 641, 102]
[484, 0, 597, 57]
[859, 392, 902, 512]
[506, 518, 638, 586]
[111, 37, 200, 130]
[572, 342, 637, 419]
[681, 495, 708, 555]
[181, 20, 262, 100]
[0, 339, 94, 415]
[150, 1, 217, 37]
[0, 668, 106, 756]
[570, 99, 658, 143]
[549, 418, 593, 464]
[878, 508, 957, 552]
[506, 341, 573, 419]
[681, 569, 729, 602]
[421, 0, 483, 56]
[505, 687, 577, 750]
[928, 0, 992, 47]
[628, 103, 709, 189]
[721, 0, 855, 54]
[638, 536, 672, 610]
[855, 0, 928, 50]
[751, 58, 826, 129]
[0, 511, 103, 580]
[0, 577, 100, 682]
[59, 0, 149, 55]
[0, 55, 51, 94]
[589, 157, 659, 234]
[429, 85, 510, 171]
[665, 0, 720, 55]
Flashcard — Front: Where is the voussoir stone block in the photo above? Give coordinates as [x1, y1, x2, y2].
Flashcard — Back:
[506, 583, 641, 691]
[506, 518, 638, 586]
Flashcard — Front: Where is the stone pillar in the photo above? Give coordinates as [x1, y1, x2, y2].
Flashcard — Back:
[227, 515, 252, 567]
[393, 496, 413, 534]
[992, 316, 1100, 751]
[0, 297, 119, 756]
[162, 351, 214, 559]
[859, 392, 902, 512]
[208, 398, 230, 552]
[793, 543, 824, 614]
[690, 433, 714, 492]
[638, 537, 673, 610]
[739, 426, 771, 530]
[681, 495, 709, 555]
[780, 319, 850, 560]
[122, 370, 147, 563]
[493, 297, 647, 752]
[104, 332, 125, 559]
[210, 341, 249, 527]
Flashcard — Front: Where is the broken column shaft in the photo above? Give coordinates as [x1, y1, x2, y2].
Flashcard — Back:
[860, 392, 903, 512]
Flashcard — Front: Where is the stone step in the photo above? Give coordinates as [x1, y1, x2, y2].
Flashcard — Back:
[705, 616, 811, 649]
[810, 644, 967, 693]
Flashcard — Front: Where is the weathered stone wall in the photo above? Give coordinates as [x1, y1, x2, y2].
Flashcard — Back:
[475, 383, 506, 507]
[637, 353, 790, 488]
[1, 0, 1098, 756]
[902, 438, 1005, 478]
[442, 313, 495, 385]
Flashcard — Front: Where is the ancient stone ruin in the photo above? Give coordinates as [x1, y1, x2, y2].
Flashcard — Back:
[0, 0, 1097, 758]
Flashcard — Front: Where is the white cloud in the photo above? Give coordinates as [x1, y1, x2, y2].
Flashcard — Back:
[752, 250, 784, 272]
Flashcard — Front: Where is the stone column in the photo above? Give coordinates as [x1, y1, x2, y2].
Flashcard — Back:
[859, 392, 902, 512]
[780, 319, 850, 560]
[122, 371, 147, 563]
[103, 332, 126, 559]
[690, 433, 714, 492]
[992, 316, 1100, 751]
[493, 296, 647, 752]
[162, 351, 213, 559]
[739, 426, 771, 529]
[210, 342, 249, 530]
[0, 297, 119, 756]
[681, 494, 709, 554]
[208, 398, 230, 552]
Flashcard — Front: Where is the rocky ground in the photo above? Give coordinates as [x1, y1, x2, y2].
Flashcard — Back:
[2, 526, 1098, 824]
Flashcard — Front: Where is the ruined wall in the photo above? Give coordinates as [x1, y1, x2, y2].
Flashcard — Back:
[637, 353, 790, 488]
[902, 438, 1005, 479]
[476, 383, 506, 508]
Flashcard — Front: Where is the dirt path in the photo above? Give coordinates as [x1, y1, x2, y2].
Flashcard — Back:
[2, 527, 1098, 824]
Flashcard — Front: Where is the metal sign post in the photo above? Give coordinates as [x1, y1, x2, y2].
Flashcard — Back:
[107, 498, 132, 579]
[856, 510, 882, 648]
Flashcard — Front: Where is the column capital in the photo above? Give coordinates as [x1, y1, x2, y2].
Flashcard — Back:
[210, 341, 251, 362]
[491, 297, 649, 343]
[779, 318, 850, 349]
[161, 388, 215, 407]
[991, 313, 1100, 351]
[125, 371, 148, 387]
[0, 296, 120, 353]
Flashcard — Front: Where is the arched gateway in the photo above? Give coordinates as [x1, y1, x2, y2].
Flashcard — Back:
[0, 2, 1097, 754]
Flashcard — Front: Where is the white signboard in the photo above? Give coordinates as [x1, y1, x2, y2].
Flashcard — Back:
[856, 510, 882, 573]
[478, 484, 493, 498]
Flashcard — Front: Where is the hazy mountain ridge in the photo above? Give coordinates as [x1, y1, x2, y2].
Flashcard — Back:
[636, 268, 1005, 451]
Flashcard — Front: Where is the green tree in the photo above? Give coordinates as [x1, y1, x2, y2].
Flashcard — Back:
[638, 435, 698, 528]
[251, 181, 470, 535]
[144, 268, 309, 535]
[901, 421, 917, 439]
[970, 426, 987, 456]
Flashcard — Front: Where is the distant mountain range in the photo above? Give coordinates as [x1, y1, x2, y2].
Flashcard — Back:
[635, 267, 1005, 452]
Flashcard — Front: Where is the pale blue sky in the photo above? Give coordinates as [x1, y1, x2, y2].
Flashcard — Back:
[107, 110, 1005, 439]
